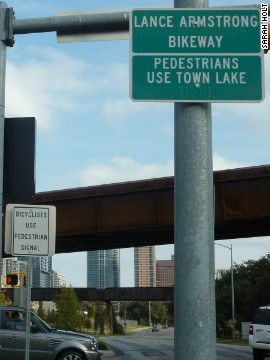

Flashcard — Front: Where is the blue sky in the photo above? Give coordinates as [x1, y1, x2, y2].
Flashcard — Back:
[5, 0, 269, 287]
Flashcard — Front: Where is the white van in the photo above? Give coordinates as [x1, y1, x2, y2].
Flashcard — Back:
[249, 305, 270, 360]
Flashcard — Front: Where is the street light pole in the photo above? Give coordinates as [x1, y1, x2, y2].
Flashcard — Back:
[148, 301, 151, 328]
[124, 302, 127, 335]
[230, 244, 235, 341]
[215, 243, 235, 341]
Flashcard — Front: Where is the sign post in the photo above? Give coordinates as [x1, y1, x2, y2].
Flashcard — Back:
[5, 203, 56, 360]
[130, 8, 263, 102]
[130, 9, 264, 357]
[0, 0, 14, 340]
[173, 1, 215, 359]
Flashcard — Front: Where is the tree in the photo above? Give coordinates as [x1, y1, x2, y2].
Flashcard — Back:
[164, 301, 174, 326]
[150, 302, 168, 325]
[37, 301, 46, 320]
[124, 301, 149, 325]
[216, 253, 270, 338]
[54, 288, 82, 331]
[1, 289, 11, 305]
[121, 301, 168, 326]
[46, 308, 57, 328]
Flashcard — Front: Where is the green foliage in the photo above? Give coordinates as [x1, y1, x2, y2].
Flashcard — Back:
[37, 301, 46, 321]
[112, 308, 124, 334]
[164, 301, 174, 326]
[1, 290, 11, 305]
[97, 342, 108, 350]
[216, 252, 270, 338]
[54, 288, 82, 331]
[46, 308, 57, 328]
[116, 323, 125, 334]
[84, 317, 91, 329]
[121, 301, 168, 326]
[151, 301, 168, 325]
[88, 303, 95, 318]
[95, 306, 106, 333]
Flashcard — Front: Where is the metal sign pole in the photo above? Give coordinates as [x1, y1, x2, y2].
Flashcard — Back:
[174, 0, 216, 359]
[0, 1, 8, 331]
[25, 257, 32, 360]
[20, 274, 23, 306]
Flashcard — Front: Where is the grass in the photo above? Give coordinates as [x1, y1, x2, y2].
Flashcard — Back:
[217, 338, 249, 345]
[126, 324, 150, 331]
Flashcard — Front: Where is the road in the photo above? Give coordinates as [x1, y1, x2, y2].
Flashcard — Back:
[100, 328, 253, 359]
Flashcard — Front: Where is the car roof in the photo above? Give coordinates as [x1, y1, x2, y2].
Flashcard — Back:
[0, 305, 27, 311]
[259, 305, 270, 310]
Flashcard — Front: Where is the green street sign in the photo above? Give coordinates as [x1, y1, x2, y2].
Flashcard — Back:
[130, 9, 264, 102]
[131, 55, 263, 102]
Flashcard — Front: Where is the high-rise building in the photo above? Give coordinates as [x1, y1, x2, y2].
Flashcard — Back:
[18, 256, 52, 287]
[134, 246, 156, 287]
[2, 257, 28, 275]
[156, 255, 174, 287]
[87, 249, 120, 289]
[51, 270, 66, 288]
[1, 257, 28, 287]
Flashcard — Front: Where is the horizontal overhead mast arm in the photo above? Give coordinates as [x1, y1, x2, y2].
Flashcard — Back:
[12, 4, 268, 36]
[13, 12, 130, 35]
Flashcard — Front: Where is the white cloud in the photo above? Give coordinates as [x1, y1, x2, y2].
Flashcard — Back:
[102, 98, 136, 120]
[5, 46, 131, 131]
[5, 47, 93, 130]
[80, 157, 174, 186]
[213, 54, 270, 133]
[79, 153, 248, 188]
[98, 62, 129, 94]
[102, 98, 157, 124]
[213, 153, 249, 171]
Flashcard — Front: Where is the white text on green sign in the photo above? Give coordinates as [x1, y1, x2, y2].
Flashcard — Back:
[130, 9, 263, 102]
[132, 9, 261, 54]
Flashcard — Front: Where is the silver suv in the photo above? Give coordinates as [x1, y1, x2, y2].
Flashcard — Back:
[249, 305, 270, 360]
[0, 305, 102, 360]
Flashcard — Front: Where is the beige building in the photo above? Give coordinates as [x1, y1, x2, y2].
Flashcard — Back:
[215, 267, 230, 280]
[134, 246, 156, 287]
[156, 255, 174, 287]
[51, 271, 66, 288]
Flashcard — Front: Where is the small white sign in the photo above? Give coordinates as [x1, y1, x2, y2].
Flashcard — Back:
[5, 204, 56, 256]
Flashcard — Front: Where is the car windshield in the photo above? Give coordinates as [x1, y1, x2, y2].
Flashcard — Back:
[30, 311, 53, 332]
[252, 308, 270, 325]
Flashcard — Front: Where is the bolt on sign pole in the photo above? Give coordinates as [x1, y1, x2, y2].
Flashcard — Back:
[174, 0, 216, 359]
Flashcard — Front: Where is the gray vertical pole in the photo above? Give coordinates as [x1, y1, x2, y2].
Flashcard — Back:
[231, 245, 235, 341]
[25, 257, 32, 360]
[20, 274, 23, 306]
[0, 1, 7, 326]
[148, 301, 151, 328]
[124, 302, 127, 335]
[174, 0, 216, 359]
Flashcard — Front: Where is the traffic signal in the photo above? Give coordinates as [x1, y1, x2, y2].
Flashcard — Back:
[6, 274, 19, 286]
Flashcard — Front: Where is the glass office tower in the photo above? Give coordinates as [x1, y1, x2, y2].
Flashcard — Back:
[18, 256, 52, 288]
[87, 249, 120, 289]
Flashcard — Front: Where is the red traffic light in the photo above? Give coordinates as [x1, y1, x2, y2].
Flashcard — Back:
[6, 274, 18, 286]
